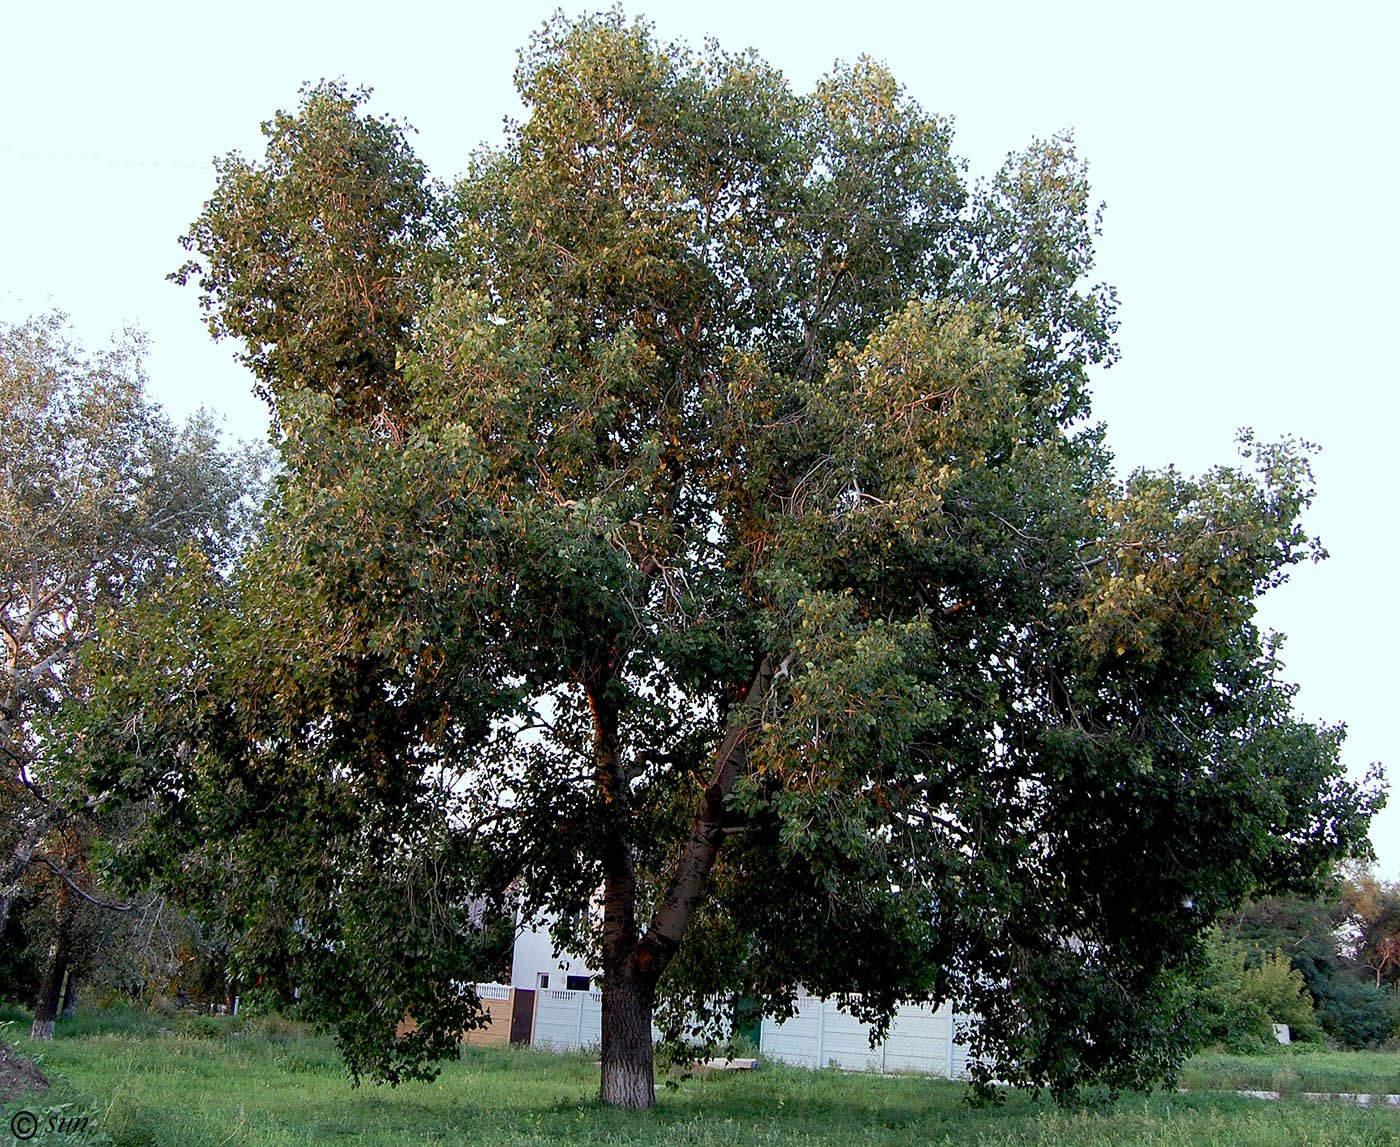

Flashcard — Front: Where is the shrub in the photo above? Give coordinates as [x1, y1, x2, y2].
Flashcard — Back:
[1316, 978, 1400, 1048]
[1239, 953, 1322, 1043]
[1189, 930, 1321, 1051]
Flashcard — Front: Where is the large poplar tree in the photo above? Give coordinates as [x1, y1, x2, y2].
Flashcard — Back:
[85, 14, 1378, 1108]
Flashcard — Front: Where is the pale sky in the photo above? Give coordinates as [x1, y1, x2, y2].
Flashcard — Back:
[4, 1, 1396, 875]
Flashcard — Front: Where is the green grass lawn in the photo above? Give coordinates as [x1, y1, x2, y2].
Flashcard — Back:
[5, 1011, 1400, 1146]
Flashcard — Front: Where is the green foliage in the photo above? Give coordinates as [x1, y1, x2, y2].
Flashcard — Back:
[1242, 954, 1323, 1043]
[0, 898, 40, 1004]
[1191, 934, 1324, 1052]
[172, 81, 451, 425]
[0, 313, 264, 1025]
[1315, 979, 1400, 1049]
[1212, 891, 1400, 1050]
[1, 313, 260, 801]
[78, 10, 1380, 1109]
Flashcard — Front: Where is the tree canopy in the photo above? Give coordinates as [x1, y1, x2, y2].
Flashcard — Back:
[0, 312, 262, 1038]
[82, 13, 1379, 1109]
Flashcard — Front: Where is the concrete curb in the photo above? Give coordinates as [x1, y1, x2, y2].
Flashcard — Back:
[1183, 1088, 1400, 1107]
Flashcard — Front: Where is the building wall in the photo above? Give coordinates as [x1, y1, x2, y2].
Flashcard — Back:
[509, 917, 599, 991]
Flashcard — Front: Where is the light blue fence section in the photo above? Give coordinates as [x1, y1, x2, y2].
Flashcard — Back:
[759, 992, 973, 1078]
[531, 987, 604, 1050]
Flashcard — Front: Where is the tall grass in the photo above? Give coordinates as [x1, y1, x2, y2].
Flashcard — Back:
[1180, 1048, 1400, 1096]
[4, 1009, 1399, 1146]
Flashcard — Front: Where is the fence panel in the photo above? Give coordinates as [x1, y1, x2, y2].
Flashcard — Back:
[395, 983, 516, 1047]
[531, 988, 604, 1051]
[760, 993, 974, 1078]
[758, 994, 824, 1069]
[522, 985, 974, 1075]
[463, 983, 514, 1047]
[822, 1006, 883, 1072]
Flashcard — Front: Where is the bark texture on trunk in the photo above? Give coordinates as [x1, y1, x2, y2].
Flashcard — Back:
[30, 883, 72, 1041]
[589, 672, 658, 1108]
[599, 971, 656, 1108]
[29, 965, 64, 1041]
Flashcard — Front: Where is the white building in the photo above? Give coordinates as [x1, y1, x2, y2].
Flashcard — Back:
[509, 915, 599, 993]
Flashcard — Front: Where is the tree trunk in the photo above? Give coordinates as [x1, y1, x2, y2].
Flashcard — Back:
[61, 969, 79, 1019]
[0, 887, 16, 950]
[599, 969, 656, 1108]
[587, 656, 779, 1108]
[0, 882, 20, 945]
[30, 953, 67, 1041]
[586, 669, 660, 1110]
[30, 884, 72, 1040]
[0, 822, 45, 944]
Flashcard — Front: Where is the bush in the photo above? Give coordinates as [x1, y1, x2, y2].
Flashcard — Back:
[1239, 953, 1322, 1043]
[1316, 978, 1400, 1048]
[1189, 931, 1321, 1051]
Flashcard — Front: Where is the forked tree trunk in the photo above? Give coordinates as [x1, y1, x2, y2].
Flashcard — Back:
[588, 656, 777, 1109]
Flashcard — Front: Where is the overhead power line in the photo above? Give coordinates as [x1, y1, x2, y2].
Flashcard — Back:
[1, 147, 206, 171]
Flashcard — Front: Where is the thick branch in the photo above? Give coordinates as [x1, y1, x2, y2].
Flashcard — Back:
[635, 653, 778, 980]
[584, 670, 639, 966]
[29, 855, 144, 913]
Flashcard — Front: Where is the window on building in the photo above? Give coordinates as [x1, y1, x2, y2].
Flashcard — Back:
[566, 975, 592, 992]
[536, 973, 550, 989]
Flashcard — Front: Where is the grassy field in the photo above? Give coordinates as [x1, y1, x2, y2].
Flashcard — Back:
[1180, 1048, 1400, 1097]
[4, 1010, 1400, 1146]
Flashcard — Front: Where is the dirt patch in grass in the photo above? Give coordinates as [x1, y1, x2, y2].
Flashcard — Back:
[0, 1038, 48, 1102]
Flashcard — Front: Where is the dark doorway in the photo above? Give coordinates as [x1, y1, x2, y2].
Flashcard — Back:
[509, 988, 536, 1046]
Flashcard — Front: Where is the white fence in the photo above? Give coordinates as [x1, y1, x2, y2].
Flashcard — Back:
[531, 987, 604, 1051]
[760, 992, 974, 1078]
[523, 986, 973, 1077]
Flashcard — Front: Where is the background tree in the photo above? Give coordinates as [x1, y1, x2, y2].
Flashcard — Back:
[1188, 927, 1323, 1050]
[1215, 884, 1400, 1048]
[83, 13, 1379, 1108]
[1341, 867, 1400, 991]
[0, 313, 262, 1038]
